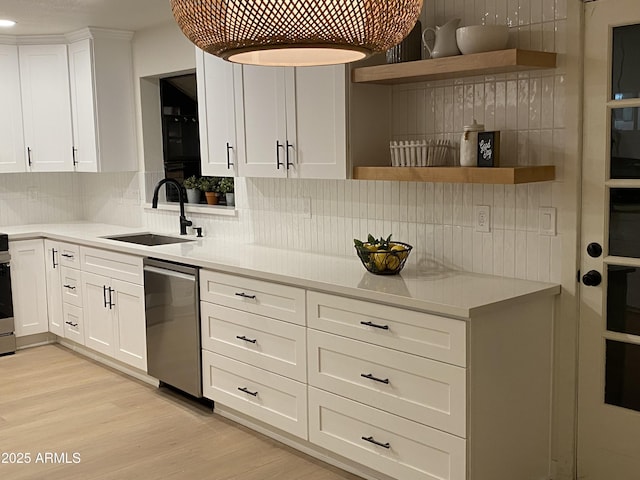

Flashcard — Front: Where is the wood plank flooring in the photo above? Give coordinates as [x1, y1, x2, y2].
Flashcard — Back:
[0, 345, 362, 480]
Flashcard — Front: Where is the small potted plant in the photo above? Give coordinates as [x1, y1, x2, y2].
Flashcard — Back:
[183, 175, 201, 204]
[218, 177, 235, 206]
[199, 176, 220, 205]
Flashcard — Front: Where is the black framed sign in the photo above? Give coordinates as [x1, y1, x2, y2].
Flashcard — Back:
[477, 131, 500, 167]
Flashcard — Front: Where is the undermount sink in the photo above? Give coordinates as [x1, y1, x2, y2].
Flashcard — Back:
[104, 233, 195, 246]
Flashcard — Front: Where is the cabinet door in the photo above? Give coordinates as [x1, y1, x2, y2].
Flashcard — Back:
[18, 44, 74, 172]
[44, 240, 64, 337]
[112, 279, 146, 371]
[9, 240, 48, 337]
[68, 39, 98, 172]
[197, 49, 244, 177]
[237, 65, 288, 178]
[0, 45, 26, 173]
[293, 65, 347, 179]
[82, 271, 114, 357]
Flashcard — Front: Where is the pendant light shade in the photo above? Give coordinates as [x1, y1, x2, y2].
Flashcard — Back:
[170, 0, 424, 66]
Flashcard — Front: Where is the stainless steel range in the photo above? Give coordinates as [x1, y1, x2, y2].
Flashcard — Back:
[0, 234, 16, 356]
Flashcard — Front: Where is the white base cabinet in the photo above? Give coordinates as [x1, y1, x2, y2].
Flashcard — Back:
[200, 270, 555, 480]
[44, 240, 82, 338]
[81, 247, 146, 371]
[9, 240, 48, 337]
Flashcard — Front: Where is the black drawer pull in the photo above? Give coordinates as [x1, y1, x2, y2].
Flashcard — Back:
[238, 387, 258, 397]
[65, 321, 78, 328]
[361, 436, 390, 449]
[360, 321, 389, 330]
[61, 253, 74, 259]
[361, 373, 390, 385]
[235, 292, 256, 300]
[236, 335, 257, 344]
[63, 284, 76, 290]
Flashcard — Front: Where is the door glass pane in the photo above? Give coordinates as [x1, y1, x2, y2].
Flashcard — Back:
[609, 189, 640, 257]
[612, 24, 640, 100]
[605, 339, 640, 412]
[611, 107, 640, 178]
[607, 265, 640, 335]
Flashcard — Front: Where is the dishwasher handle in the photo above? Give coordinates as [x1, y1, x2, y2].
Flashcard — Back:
[144, 265, 197, 282]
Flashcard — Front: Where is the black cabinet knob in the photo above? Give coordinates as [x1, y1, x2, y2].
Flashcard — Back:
[582, 270, 602, 287]
[587, 243, 603, 258]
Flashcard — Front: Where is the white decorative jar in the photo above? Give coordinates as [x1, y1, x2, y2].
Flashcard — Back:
[460, 120, 485, 167]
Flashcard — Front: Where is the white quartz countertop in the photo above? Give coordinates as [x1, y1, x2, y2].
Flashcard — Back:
[3, 223, 560, 319]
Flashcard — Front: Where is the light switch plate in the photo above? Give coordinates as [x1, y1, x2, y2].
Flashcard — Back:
[539, 207, 556, 236]
[474, 205, 491, 233]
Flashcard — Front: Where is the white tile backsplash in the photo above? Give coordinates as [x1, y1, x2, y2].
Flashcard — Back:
[0, 0, 564, 285]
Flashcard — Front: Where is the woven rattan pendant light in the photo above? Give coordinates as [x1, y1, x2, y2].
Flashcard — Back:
[170, 0, 424, 66]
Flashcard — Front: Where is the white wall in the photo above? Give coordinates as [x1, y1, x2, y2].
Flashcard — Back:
[0, 2, 579, 477]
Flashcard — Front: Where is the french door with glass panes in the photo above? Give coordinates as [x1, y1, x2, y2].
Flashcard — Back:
[579, 1, 640, 478]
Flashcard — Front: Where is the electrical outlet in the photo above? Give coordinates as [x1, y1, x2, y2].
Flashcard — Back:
[474, 205, 491, 233]
[27, 187, 38, 201]
[539, 207, 556, 236]
[302, 197, 312, 219]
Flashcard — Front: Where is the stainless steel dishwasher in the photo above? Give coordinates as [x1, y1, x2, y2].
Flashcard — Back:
[144, 258, 202, 397]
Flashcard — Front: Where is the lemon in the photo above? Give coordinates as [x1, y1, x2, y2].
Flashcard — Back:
[386, 255, 400, 270]
[365, 244, 378, 252]
[391, 244, 408, 261]
[373, 252, 387, 271]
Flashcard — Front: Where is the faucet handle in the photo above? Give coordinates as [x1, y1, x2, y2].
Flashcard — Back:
[194, 227, 203, 238]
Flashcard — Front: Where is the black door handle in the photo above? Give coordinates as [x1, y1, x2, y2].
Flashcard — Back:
[587, 243, 603, 258]
[582, 270, 602, 287]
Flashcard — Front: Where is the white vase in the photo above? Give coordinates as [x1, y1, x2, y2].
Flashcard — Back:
[186, 188, 201, 204]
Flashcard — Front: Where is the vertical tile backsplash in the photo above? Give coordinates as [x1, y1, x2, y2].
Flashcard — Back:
[0, 173, 83, 226]
[0, 0, 565, 285]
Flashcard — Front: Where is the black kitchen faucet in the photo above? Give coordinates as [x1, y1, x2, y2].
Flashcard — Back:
[151, 178, 193, 235]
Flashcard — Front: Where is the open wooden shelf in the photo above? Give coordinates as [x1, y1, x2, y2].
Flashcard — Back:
[353, 165, 556, 184]
[352, 49, 557, 85]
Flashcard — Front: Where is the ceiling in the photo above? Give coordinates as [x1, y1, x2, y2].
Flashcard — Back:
[0, 0, 175, 36]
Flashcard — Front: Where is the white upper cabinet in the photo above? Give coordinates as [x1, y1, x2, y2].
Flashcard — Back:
[67, 29, 137, 172]
[294, 65, 347, 179]
[0, 44, 26, 173]
[236, 64, 347, 179]
[196, 48, 244, 177]
[19, 44, 74, 172]
[238, 65, 290, 178]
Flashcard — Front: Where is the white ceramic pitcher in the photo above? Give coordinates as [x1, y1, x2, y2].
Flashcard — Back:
[422, 18, 462, 59]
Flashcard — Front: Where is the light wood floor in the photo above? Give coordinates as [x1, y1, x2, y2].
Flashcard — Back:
[0, 345, 362, 480]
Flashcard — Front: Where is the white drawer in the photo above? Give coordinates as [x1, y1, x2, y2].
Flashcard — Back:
[202, 351, 307, 439]
[308, 330, 466, 437]
[200, 270, 305, 325]
[307, 291, 466, 367]
[63, 303, 84, 345]
[309, 387, 466, 480]
[201, 302, 306, 382]
[80, 246, 143, 285]
[60, 266, 83, 307]
[58, 242, 81, 269]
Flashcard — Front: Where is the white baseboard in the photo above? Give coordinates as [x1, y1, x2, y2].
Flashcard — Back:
[57, 338, 158, 387]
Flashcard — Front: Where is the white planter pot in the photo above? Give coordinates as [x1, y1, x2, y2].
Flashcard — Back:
[186, 188, 201, 204]
[225, 193, 235, 206]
